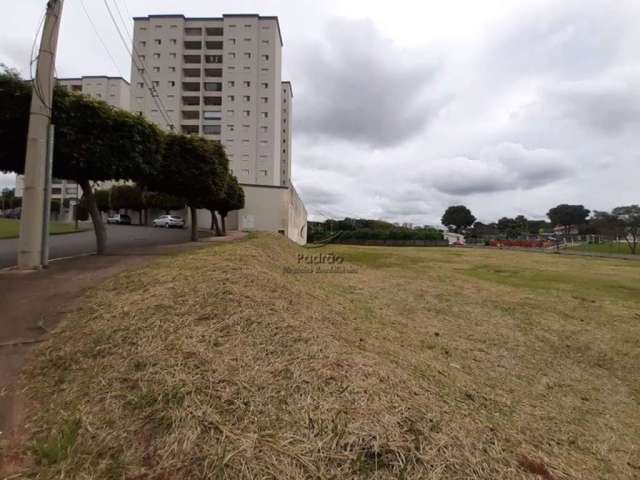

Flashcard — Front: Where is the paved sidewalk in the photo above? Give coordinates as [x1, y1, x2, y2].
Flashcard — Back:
[0, 232, 245, 471]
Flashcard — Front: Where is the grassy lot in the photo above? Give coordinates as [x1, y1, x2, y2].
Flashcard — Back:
[0, 218, 87, 239]
[11, 235, 640, 479]
[568, 241, 636, 255]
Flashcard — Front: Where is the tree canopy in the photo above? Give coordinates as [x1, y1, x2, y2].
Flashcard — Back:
[147, 133, 229, 240]
[547, 204, 590, 235]
[441, 205, 476, 233]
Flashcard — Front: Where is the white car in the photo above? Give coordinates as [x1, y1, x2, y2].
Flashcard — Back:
[153, 215, 185, 228]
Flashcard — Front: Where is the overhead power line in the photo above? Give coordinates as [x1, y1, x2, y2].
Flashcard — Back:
[101, 0, 175, 130]
[79, 0, 123, 77]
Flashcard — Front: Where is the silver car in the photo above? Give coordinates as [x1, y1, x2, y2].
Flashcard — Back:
[153, 215, 185, 228]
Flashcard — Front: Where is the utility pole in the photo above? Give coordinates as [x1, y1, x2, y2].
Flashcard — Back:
[18, 0, 65, 269]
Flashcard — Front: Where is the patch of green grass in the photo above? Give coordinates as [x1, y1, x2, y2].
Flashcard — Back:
[31, 417, 81, 465]
[568, 242, 637, 255]
[0, 218, 88, 239]
[465, 263, 640, 303]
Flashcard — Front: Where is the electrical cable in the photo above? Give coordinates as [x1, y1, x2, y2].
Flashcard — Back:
[102, 0, 175, 130]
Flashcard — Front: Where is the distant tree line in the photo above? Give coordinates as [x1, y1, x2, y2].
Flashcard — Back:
[442, 203, 639, 254]
[0, 69, 244, 252]
[308, 218, 443, 243]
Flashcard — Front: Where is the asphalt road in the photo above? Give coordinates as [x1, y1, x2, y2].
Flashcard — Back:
[0, 224, 199, 268]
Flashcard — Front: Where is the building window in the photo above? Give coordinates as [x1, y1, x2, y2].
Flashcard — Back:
[182, 96, 200, 106]
[203, 111, 222, 120]
[153, 66, 160, 73]
[153, 53, 160, 59]
[139, 41, 146, 48]
[206, 41, 224, 50]
[244, 24, 252, 28]
[229, 38, 236, 45]
[242, 139, 250, 144]
[184, 41, 202, 50]
[169, 53, 177, 59]
[227, 80, 235, 87]
[182, 110, 199, 120]
[227, 124, 235, 131]
[243, 110, 251, 117]
[205, 55, 223, 64]
[228, 52, 236, 59]
[154, 39, 162, 45]
[185, 27, 203, 36]
[261, 97, 268, 103]
[181, 125, 199, 134]
[261, 54, 269, 61]
[243, 95, 250, 102]
[137, 82, 144, 88]
[203, 125, 221, 135]
[262, 39, 269, 44]
[226, 110, 234, 117]
[170, 39, 177, 45]
[206, 27, 224, 36]
[204, 96, 222, 106]
[260, 126, 268, 133]
[261, 112, 268, 118]
[259, 169, 268, 176]
[241, 169, 250, 175]
[227, 95, 235, 102]
[204, 82, 222, 92]
[244, 52, 252, 59]
[168, 67, 176, 72]
[168, 81, 175, 87]
[152, 81, 159, 87]
[243, 81, 251, 87]
[204, 68, 222, 77]
[183, 82, 200, 92]
[261, 82, 268, 88]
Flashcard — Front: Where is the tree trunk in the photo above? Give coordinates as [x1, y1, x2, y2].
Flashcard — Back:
[79, 179, 107, 255]
[221, 213, 227, 236]
[210, 210, 222, 236]
[189, 205, 198, 242]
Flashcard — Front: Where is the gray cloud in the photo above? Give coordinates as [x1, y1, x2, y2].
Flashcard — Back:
[426, 143, 574, 196]
[293, 17, 446, 148]
[544, 70, 640, 134]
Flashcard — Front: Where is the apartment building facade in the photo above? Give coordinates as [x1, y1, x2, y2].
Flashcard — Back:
[15, 76, 131, 203]
[130, 14, 306, 243]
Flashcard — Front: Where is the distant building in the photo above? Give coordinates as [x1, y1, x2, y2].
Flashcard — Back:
[15, 76, 131, 205]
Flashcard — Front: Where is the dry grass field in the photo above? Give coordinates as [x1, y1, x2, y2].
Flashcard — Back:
[7, 234, 640, 479]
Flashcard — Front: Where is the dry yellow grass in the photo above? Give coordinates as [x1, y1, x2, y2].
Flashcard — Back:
[10, 234, 640, 478]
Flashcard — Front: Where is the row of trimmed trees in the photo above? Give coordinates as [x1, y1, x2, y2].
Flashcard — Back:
[0, 68, 244, 253]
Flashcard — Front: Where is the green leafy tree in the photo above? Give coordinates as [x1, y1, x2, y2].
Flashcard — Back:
[147, 134, 228, 241]
[1, 187, 16, 211]
[50, 198, 61, 216]
[94, 189, 111, 213]
[0, 72, 164, 253]
[143, 191, 185, 214]
[547, 204, 590, 236]
[217, 175, 244, 235]
[441, 205, 476, 233]
[111, 185, 145, 224]
[612, 205, 640, 254]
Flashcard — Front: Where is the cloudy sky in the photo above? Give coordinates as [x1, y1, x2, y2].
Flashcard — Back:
[3, 0, 639, 224]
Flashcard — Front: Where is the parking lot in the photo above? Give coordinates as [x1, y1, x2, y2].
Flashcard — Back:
[0, 224, 204, 268]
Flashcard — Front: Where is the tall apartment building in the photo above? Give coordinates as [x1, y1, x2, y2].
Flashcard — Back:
[130, 14, 307, 243]
[15, 76, 131, 201]
[130, 14, 285, 186]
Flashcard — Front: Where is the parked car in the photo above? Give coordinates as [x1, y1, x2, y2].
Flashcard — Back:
[106, 213, 131, 225]
[153, 215, 185, 228]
